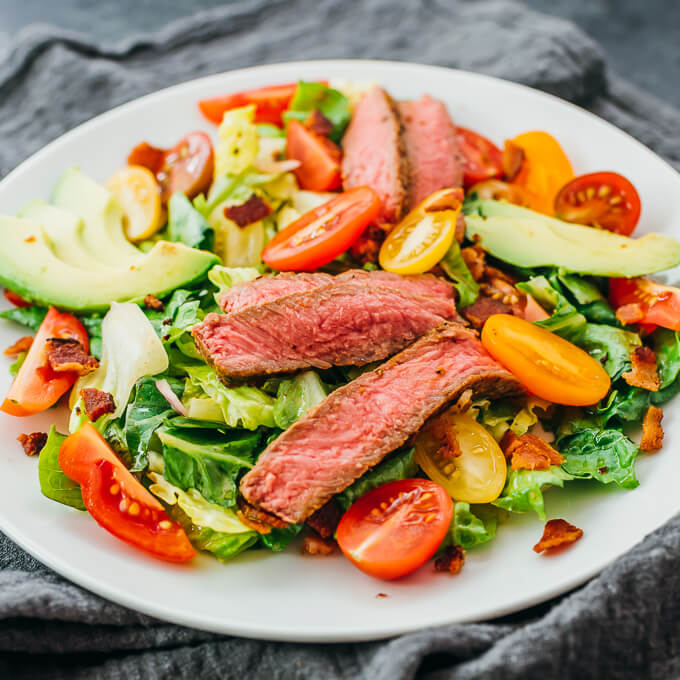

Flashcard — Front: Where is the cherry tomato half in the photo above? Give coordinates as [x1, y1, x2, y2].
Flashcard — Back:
[336, 479, 453, 580]
[456, 127, 504, 188]
[2, 307, 89, 417]
[261, 186, 381, 271]
[554, 171, 641, 236]
[59, 424, 195, 562]
[286, 119, 342, 192]
[3, 289, 31, 307]
[127, 132, 214, 202]
[468, 179, 531, 207]
[415, 411, 507, 503]
[481, 314, 610, 406]
[609, 277, 680, 330]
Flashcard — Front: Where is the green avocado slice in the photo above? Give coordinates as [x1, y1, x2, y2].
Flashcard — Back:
[464, 200, 680, 277]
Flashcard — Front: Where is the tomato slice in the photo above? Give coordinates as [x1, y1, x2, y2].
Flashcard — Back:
[285, 119, 342, 191]
[609, 277, 680, 330]
[3, 289, 31, 307]
[481, 314, 610, 406]
[554, 172, 641, 236]
[261, 186, 381, 271]
[468, 179, 531, 207]
[415, 411, 506, 503]
[379, 188, 463, 274]
[2, 307, 89, 417]
[510, 131, 574, 214]
[336, 479, 453, 580]
[456, 127, 503, 188]
[127, 132, 214, 202]
[59, 424, 195, 562]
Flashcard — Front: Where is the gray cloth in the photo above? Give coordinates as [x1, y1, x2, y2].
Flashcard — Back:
[0, 1, 679, 677]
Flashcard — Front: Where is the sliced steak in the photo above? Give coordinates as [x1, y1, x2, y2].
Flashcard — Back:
[219, 269, 454, 313]
[341, 87, 407, 225]
[239, 323, 523, 523]
[398, 95, 463, 211]
[195, 282, 457, 379]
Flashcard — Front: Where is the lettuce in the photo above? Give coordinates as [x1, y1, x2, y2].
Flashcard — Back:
[167, 193, 214, 251]
[473, 396, 551, 441]
[554, 272, 618, 325]
[0, 305, 47, 331]
[284, 82, 352, 142]
[451, 503, 497, 550]
[208, 265, 261, 303]
[493, 466, 574, 520]
[215, 105, 259, 177]
[9, 351, 26, 376]
[260, 524, 304, 552]
[273, 370, 328, 429]
[38, 426, 85, 510]
[440, 241, 479, 308]
[596, 387, 650, 425]
[652, 328, 680, 404]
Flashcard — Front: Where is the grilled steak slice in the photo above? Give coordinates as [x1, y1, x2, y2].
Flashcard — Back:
[398, 95, 463, 211]
[218, 269, 454, 313]
[194, 282, 457, 379]
[240, 323, 523, 523]
[341, 87, 407, 225]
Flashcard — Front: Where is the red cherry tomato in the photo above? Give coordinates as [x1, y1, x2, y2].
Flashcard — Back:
[2, 307, 89, 417]
[554, 171, 641, 235]
[285, 119, 342, 191]
[336, 479, 453, 580]
[610, 277, 680, 330]
[261, 186, 381, 271]
[59, 424, 195, 563]
[127, 132, 214, 202]
[456, 127, 503, 188]
[3, 289, 31, 307]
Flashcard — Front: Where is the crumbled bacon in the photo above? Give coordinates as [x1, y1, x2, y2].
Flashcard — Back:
[434, 545, 465, 574]
[423, 188, 464, 213]
[237, 496, 288, 534]
[461, 245, 486, 282]
[640, 405, 664, 452]
[307, 499, 343, 539]
[502, 140, 525, 181]
[622, 346, 660, 391]
[4, 336, 33, 356]
[17, 431, 48, 457]
[81, 388, 116, 422]
[224, 195, 272, 228]
[302, 535, 337, 556]
[462, 295, 511, 329]
[533, 518, 583, 553]
[143, 294, 164, 311]
[503, 432, 565, 471]
[454, 212, 466, 244]
[45, 338, 99, 376]
[499, 429, 519, 461]
[350, 224, 386, 264]
[304, 109, 334, 137]
[479, 277, 521, 308]
[616, 302, 645, 325]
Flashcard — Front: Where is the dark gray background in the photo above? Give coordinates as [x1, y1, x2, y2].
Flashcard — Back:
[0, 0, 679, 107]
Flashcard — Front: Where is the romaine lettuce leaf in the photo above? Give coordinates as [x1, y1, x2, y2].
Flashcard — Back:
[38, 426, 85, 510]
[451, 502, 497, 550]
[440, 241, 479, 308]
[596, 387, 650, 425]
[284, 82, 352, 142]
[473, 396, 551, 441]
[0, 305, 47, 331]
[167, 193, 214, 251]
[554, 272, 618, 325]
[207, 265, 261, 303]
[260, 524, 304, 552]
[9, 351, 26, 376]
[215, 105, 259, 177]
[652, 328, 680, 404]
[273, 370, 328, 429]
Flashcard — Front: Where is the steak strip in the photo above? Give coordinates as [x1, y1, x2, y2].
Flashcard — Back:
[239, 323, 523, 523]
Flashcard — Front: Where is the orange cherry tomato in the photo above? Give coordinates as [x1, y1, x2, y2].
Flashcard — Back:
[554, 172, 641, 236]
[3, 289, 31, 307]
[261, 186, 381, 271]
[285, 119, 342, 191]
[2, 307, 89, 417]
[59, 424, 195, 562]
[481, 314, 610, 406]
[510, 131, 574, 214]
[336, 479, 453, 580]
[609, 277, 680, 330]
[456, 127, 503, 188]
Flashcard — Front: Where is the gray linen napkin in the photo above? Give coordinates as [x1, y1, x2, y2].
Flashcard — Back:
[0, 1, 679, 678]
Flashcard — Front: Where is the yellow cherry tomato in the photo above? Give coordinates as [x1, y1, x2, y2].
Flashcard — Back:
[379, 188, 463, 274]
[481, 314, 610, 406]
[415, 411, 507, 503]
[107, 165, 163, 242]
[509, 131, 574, 215]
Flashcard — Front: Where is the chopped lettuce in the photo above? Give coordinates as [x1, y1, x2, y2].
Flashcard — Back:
[273, 370, 328, 429]
[451, 503, 497, 550]
[652, 328, 680, 404]
[208, 265, 261, 303]
[260, 524, 304, 552]
[555, 272, 618, 325]
[473, 396, 551, 441]
[596, 386, 650, 425]
[440, 241, 479, 308]
[284, 82, 352, 142]
[167, 193, 214, 251]
[0, 305, 47, 331]
[9, 351, 26, 376]
[38, 426, 85, 510]
[336, 447, 418, 510]
[215, 105, 259, 177]
[493, 466, 574, 520]
[580, 324, 641, 382]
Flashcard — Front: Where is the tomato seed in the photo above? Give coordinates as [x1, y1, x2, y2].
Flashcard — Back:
[109, 484, 120, 495]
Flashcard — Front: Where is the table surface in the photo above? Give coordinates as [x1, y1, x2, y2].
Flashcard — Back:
[0, 0, 678, 107]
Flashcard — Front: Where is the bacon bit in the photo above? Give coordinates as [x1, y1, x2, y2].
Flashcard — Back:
[307, 499, 343, 539]
[462, 296, 511, 329]
[143, 294, 164, 311]
[502, 140, 525, 181]
[499, 429, 519, 461]
[640, 405, 664, 452]
[45, 338, 99, 376]
[533, 518, 583, 553]
[4, 336, 33, 356]
[350, 223, 387, 264]
[376, 592, 389, 599]
[451, 388, 474, 415]
[17, 431, 48, 457]
[424, 188, 464, 213]
[81, 388, 116, 422]
[302, 535, 337, 556]
[428, 417, 462, 459]
[480, 277, 521, 308]
[461, 245, 486, 282]
[237, 496, 288, 534]
[622, 346, 660, 391]
[616, 302, 645, 325]
[454, 212, 466, 244]
[434, 545, 465, 574]
[224, 195, 272, 228]
[304, 109, 334, 137]
[504, 432, 565, 471]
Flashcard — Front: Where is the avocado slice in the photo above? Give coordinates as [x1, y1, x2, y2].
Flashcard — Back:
[464, 200, 680, 277]
[0, 216, 219, 312]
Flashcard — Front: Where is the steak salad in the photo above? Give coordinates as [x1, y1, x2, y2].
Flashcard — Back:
[2, 79, 680, 579]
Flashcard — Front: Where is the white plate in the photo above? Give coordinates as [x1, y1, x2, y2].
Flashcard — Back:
[1, 60, 679, 643]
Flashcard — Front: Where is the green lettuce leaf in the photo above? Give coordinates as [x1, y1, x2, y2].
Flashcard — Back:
[451, 503, 497, 550]
[38, 426, 85, 510]
[273, 370, 328, 429]
[260, 524, 304, 552]
[9, 351, 26, 376]
[554, 272, 618, 325]
[284, 82, 352, 142]
[207, 265, 261, 303]
[596, 387, 650, 425]
[167, 193, 214, 251]
[652, 328, 680, 404]
[0, 305, 47, 331]
[440, 241, 479, 308]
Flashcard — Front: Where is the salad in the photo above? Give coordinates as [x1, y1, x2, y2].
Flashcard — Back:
[2, 78, 680, 581]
